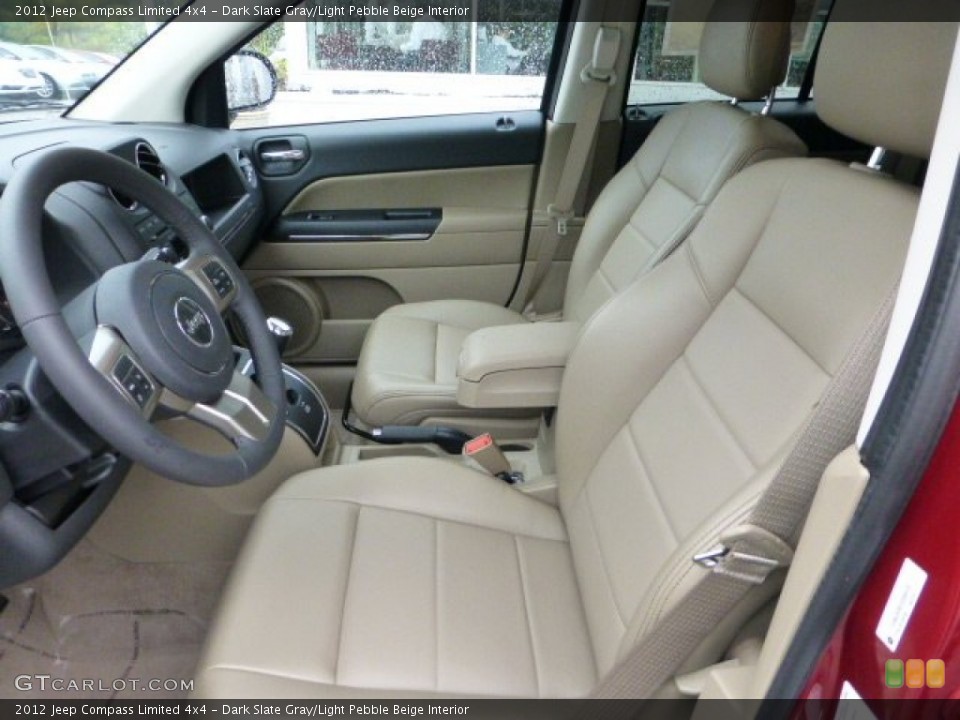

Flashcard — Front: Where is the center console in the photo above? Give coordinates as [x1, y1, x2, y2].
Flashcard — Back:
[236, 349, 330, 456]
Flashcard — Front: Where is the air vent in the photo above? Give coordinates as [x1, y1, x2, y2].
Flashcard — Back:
[109, 141, 167, 211]
[135, 142, 167, 186]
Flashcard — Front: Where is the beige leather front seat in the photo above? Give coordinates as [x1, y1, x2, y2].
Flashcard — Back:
[193, 20, 956, 699]
[350, 0, 806, 428]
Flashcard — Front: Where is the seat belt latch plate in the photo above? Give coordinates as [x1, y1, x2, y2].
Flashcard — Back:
[693, 524, 795, 585]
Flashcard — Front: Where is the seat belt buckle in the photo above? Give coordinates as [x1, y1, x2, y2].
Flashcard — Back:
[692, 524, 794, 585]
[463, 433, 523, 484]
[547, 204, 574, 236]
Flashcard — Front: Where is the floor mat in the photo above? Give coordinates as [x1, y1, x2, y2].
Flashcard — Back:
[0, 540, 230, 699]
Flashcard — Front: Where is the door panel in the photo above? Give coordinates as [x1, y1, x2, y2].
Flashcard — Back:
[241, 111, 543, 219]
[239, 114, 542, 365]
[280, 164, 534, 217]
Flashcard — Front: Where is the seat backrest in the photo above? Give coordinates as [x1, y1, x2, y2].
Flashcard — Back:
[555, 15, 957, 678]
[562, 0, 805, 324]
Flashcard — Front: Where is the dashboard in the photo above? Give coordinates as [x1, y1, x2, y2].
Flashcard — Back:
[0, 118, 266, 508]
[0, 120, 264, 359]
[0, 118, 268, 586]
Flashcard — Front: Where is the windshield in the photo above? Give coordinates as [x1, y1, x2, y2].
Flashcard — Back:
[0, 21, 170, 122]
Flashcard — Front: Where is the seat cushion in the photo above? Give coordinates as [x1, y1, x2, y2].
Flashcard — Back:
[351, 300, 526, 426]
[193, 458, 597, 699]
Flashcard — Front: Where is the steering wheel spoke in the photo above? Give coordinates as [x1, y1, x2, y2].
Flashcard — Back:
[177, 253, 239, 314]
[159, 371, 277, 445]
[0, 146, 285, 486]
[87, 326, 161, 418]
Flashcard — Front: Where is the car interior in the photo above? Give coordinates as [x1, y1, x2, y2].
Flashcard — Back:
[0, 0, 958, 710]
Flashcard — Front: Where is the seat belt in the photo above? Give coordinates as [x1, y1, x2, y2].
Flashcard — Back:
[521, 25, 621, 319]
[590, 287, 897, 703]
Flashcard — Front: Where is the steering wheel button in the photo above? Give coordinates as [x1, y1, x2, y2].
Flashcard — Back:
[113, 355, 134, 383]
[202, 261, 235, 299]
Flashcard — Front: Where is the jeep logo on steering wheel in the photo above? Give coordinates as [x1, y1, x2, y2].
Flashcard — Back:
[174, 296, 213, 347]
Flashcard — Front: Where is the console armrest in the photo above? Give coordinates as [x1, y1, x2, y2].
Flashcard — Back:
[457, 322, 581, 409]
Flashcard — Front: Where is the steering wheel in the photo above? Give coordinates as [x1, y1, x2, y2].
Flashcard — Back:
[0, 146, 286, 486]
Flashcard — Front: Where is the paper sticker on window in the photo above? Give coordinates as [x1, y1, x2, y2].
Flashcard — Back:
[875, 558, 928, 652]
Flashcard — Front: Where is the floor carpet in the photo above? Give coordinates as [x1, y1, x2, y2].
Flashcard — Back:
[0, 540, 231, 699]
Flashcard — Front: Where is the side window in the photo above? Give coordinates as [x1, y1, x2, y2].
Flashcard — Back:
[627, 0, 831, 106]
[230, 0, 563, 129]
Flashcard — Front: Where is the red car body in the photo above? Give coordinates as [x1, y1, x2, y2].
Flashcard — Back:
[802, 401, 960, 707]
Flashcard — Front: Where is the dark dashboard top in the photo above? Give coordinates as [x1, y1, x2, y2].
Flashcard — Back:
[0, 117, 240, 183]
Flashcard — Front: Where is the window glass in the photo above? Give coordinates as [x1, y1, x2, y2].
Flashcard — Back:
[230, 0, 563, 129]
[627, 0, 831, 106]
[0, 20, 171, 122]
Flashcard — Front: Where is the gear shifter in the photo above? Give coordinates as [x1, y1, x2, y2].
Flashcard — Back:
[266, 317, 294, 358]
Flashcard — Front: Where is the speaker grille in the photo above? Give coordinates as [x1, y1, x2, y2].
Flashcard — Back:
[247, 278, 323, 358]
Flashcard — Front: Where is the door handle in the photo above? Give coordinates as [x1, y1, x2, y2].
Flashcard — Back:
[260, 149, 306, 163]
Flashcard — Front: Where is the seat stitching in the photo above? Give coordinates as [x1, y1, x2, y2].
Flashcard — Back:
[431, 322, 441, 385]
[658, 105, 744, 197]
[332, 505, 361, 686]
[732, 285, 832, 377]
[596, 266, 617, 294]
[582, 487, 629, 627]
[632, 209, 703, 283]
[679, 352, 760, 468]
[365, 387, 459, 402]
[623, 488, 765, 658]
[683, 242, 715, 308]
[624, 426, 681, 544]
[638, 490, 762, 644]
[513, 536, 541, 697]
[628, 175, 700, 272]
[650, 172, 699, 207]
[736, 141, 806, 176]
[685, 110, 759, 198]
[272, 497, 568, 543]
[625, 215, 665, 254]
[649, 105, 694, 182]
[684, 166, 790, 311]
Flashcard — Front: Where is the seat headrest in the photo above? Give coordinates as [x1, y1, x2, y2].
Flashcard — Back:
[815, 6, 957, 159]
[699, 0, 795, 101]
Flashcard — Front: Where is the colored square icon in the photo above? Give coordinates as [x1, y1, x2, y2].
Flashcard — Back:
[885, 659, 904, 688]
[906, 659, 925, 688]
[927, 659, 946, 689]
